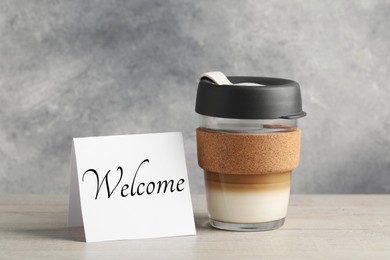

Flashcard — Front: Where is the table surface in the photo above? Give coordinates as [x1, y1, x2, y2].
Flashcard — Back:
[1, 195, 389, 259]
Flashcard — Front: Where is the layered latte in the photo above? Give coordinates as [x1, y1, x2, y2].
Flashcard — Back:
[205, 172, 291, 224]
[197, 127, 301, 230]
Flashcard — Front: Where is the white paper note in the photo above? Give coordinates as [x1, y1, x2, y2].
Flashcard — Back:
[68, 132, 196, 242]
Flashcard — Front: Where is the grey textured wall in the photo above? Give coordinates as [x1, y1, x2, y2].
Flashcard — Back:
[1, 0, 389, 194]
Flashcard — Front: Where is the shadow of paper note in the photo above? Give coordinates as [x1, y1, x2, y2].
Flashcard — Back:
[194, 212, 211, 231]
[15, 226, 85, 242]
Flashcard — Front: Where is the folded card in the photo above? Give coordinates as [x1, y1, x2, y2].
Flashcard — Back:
[68, 132, 196, 242]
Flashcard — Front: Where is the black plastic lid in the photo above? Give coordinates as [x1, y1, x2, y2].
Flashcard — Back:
[195, 76, 306, 119]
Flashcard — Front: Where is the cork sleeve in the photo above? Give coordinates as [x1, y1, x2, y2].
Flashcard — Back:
[196, 128, 301, 175]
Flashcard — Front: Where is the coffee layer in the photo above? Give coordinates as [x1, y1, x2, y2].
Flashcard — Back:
[205, 171, 291, 193]
[197, 128, 301, 175]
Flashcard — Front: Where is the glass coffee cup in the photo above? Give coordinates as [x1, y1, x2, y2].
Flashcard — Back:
[195, 72, 306, 231]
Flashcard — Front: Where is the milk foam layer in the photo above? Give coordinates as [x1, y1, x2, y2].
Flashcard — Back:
[205, 172, 291, 223]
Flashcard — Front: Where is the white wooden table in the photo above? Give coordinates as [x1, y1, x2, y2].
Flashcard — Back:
[1, 195, 389, 259]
